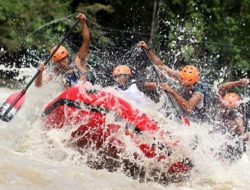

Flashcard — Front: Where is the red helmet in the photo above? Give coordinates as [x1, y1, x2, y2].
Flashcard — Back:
[50, 45, 68, 62]
[179, 65, 199, 86]
[113, 65, 132, 77]
[223, 93, 241, 108]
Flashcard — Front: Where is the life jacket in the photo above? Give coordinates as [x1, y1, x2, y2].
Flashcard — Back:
[63, 66, 82, 87]
[53, 59, 88, 87]
[179, 82, 211, 121]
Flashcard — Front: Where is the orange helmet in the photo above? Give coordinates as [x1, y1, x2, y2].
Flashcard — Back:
[113, 65, 132, 77]
[179, 65, 199, 86]
[50, 45, 68, 62]
[223, 93, 241, 108]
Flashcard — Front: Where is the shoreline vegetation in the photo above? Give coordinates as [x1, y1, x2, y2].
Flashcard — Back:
[0, 0, 249, 83]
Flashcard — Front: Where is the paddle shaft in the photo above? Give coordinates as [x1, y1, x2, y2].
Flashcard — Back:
[242, 86, 249, 152]
[143, 49, 187, 122]
[3, 20, 80, 116]
[243, 87, 249, 132]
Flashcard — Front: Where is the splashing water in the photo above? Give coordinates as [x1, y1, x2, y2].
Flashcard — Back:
[0, 72, 250, 190]
[0, 15, 250, 190]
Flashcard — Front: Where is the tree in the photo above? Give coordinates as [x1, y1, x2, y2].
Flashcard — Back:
[0, 0, 72, 52]
[160, 0, 250, 81]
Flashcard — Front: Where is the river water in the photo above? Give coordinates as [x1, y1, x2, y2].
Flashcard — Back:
[0, 82, 250, 190]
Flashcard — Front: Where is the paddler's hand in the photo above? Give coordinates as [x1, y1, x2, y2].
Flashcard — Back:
[240, 78, 249, 86]
[77, 13, 87, 24]
[37, 63, 45, 72]
[137, 41, 150, 51]
[243, 133, 249, 141]
[144, 82, 157, 90]
[161, 83, 174, 94]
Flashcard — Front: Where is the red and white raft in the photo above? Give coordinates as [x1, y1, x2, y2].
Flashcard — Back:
[42, 86, 192, 175]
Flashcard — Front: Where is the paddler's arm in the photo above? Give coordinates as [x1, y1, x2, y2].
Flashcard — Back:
[35, 64, 45, 87]
[137, 41, 179, 81]
[161, 83, 202, 113]
[74, 13, 90, 80]
[144, 82, 158, 91]
[218, 78, 249, 97]
[235, 116, 245, 135]
[235, 116, 249, 141]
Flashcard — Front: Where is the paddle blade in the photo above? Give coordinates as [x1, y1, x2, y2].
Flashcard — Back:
[181, 116, 190, 127]
[0, 92, 26, 122]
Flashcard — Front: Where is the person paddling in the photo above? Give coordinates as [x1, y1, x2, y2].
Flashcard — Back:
[212, 78, 249, 162]
[35, 13, 90, 88]
[111, 64, 152, 108]
[137, 41, 210, 122]
[215, 79, 249, 137]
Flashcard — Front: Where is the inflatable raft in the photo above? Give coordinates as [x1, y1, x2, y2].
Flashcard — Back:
[42, 86, 192, 176]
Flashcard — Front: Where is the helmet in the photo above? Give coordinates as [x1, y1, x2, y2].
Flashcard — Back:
[223, 93, 241, 108]
[179, 65, 199, 86]
[113, 65, 132, 77]
[50, 45, 68, 62]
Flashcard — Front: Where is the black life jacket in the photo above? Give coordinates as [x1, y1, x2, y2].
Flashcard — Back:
[180, 82, 212, 121]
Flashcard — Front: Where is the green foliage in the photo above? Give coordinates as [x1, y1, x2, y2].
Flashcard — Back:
[76, 3, 115, 47]
[0, 0, 71, 51]
[0, 0, 249, 80]
[159, 0, 250, 79]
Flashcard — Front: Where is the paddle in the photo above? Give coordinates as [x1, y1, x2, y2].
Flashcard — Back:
[242, 86, 249, 152]
[0, 19, 80, 122]
[142, 49, 190, 126]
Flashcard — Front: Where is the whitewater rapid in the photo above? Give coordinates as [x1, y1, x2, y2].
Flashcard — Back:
[1, 84, 250, 190]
